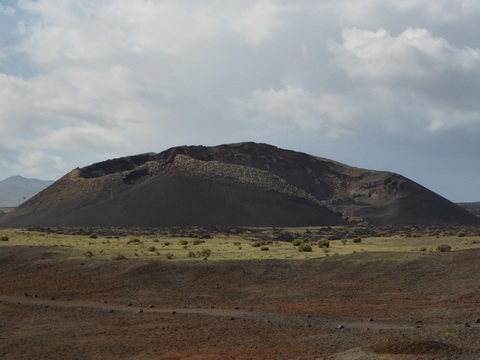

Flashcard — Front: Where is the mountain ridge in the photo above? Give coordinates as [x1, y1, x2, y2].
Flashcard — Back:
[1, 142, 478, 227]
[0, 175, 54, 207]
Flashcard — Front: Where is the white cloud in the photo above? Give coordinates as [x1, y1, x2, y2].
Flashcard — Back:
[0, 147, 66, 178]
[17, 0, 225, 67]
[232, 0, 298, 46]
[332, 27, 480, 131]
[336, 27, 480, 81]
[234, 86, 354, 136]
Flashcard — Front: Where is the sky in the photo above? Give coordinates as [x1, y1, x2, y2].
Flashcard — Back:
[1, 0, 480, 202]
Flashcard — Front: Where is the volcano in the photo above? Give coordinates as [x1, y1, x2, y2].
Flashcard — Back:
[1, 142, 478, 227]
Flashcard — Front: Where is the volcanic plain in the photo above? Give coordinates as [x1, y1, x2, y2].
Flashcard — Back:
[1, 225, 480, 359]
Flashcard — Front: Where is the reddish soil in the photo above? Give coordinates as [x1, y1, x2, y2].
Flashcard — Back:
[1, 246, 479, 359]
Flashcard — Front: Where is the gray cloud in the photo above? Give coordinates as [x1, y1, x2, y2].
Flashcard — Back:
[0, 0, 479, 201]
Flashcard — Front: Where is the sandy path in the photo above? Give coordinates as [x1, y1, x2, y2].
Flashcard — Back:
[0, 294, 462, 332]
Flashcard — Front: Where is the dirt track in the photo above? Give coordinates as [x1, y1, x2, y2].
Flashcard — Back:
[1, 246, 480, 359]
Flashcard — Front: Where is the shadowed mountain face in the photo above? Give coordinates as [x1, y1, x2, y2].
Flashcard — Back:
[1, 142, 478, 227]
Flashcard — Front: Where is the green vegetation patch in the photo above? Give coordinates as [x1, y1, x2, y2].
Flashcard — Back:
[0, 225, 479, 261]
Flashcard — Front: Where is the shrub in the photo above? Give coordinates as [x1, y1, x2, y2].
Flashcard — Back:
[292, 239, 303, 246]
[341, 239, 347, 245]
[0, 236, 9, 241]
[251, 242, 261, 247]
[83, 250, 94, 258]
[193, 239, 205, 245]
[260, 246, 269, 251]
[456, 231, 466, 238]
[318, 239, 330, 248]
[111, 252, 126, 260]
[298, 244, 312, 252]
[179, 240, 189, 246]
[127, 238, 142, 245]
[437, 244, 452, 252]
[166, 253, 174, 259]
[353, 237, 362, 243]
[188, 251, 196, 258]
[164, 241, 171, 246]
[148, 246, 157, 252]
[88, 233, 98, 239]
[197, 248, 211, 258]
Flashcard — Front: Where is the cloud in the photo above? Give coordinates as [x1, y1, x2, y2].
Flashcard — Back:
[0, 0, 479, 200]
[233, 86, 355, 136]
[232, 0, 298, 46]
[0, 145, 66, 178]
[0, 5, 15, 16]
[332, 27, 480, 132]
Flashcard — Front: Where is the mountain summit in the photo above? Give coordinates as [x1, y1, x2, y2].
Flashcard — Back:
[1, 142, 477, 227]
[0, 176, 54, 207]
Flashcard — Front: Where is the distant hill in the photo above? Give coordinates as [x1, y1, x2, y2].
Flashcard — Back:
[0, 176, 54, 207]
[1, 143, 478, 227]
[457, 202, 480, 217]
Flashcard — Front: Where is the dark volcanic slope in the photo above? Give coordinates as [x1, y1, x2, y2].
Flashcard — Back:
[1, 142, 478, 227]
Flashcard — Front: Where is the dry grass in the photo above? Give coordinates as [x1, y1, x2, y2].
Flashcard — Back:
[1, 226, 480, 261]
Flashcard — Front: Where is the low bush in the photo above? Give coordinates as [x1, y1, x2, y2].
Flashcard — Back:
[292, 239, 303, 246]
[260, 246, 269, 251]
[127, 238, 142, 245]
[83, 250, 94, 258]
[193, 239, 205, 245]
[436, 244, 452, 252]
[147, 246, 157, 252]
[111, 252, 126, 260]
[318, 239, 330, 248]
[0, 235, 9, 241]
[188, 251, 196, 258]
[197, 248, 211, 258]
[88, 233, 98, 239]
[353, 237, 362, 243]
[456, 231, 466, 238]
[166, 253, 174, 259]
[179, 240, 189, 246]
[298, 244, 312, 252]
